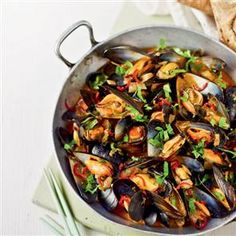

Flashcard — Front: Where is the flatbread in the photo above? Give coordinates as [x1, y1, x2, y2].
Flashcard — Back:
[177, 0, 214, 16]
[210, 0, 236, 51]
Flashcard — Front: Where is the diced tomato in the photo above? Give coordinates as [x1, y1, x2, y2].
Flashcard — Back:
[95, 91, 100, 103]
[199, 201, 206, 206]
[176, 181, 192, 190]
[194, 218, 208, 230]
[158, 98, 171, 107]
[119, 195, 131, 207]
[73, 163, 86, 179]
[117, 84, 129, 91]
[171, 160, 180, 170]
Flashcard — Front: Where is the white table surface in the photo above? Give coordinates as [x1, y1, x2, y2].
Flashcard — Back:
[2, 1, 123, 235]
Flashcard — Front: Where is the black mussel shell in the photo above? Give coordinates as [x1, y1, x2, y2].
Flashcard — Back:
[225, 86, 236, 126]
[113, 179, 139, 199]
[128, 191, 147, 221]
[98, 188, 118, 211]
[193, 187, 227, 218]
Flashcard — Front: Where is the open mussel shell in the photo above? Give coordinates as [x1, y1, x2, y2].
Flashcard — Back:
[180, 156, 204, 173]
[199, 56, 226, 72]
[213, 166, 236, 210]
[98, 188, 118, 211]
[147, 120, 163, 157]
[104, 45, 148, 64]
[128, 191, 147, 221]
[193, 187, 227, 218]
[225, 86, 236, 126]
[92, 144, 126, 166]
[175, 121, 227, 147]
[103, 85, 144, 114]
[68, 157, 97, 203]
[159, 50, 186, 67]
[113, 179, 139, 199]
[151, 192, 185, 219]
[115, 117, 147, 144]
[176, 73, 224, 119]
[178, 73, 224, 100]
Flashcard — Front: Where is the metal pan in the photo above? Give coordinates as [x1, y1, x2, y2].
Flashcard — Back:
[52, 20, 236, 235]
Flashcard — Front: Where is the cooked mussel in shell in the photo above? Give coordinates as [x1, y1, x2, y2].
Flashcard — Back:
[58, 41, 236, 230]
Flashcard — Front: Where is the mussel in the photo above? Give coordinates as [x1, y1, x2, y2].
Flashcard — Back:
[104, 46, 148, 64]
[175, 121, 227, 147]
[225, 86, 236, 126]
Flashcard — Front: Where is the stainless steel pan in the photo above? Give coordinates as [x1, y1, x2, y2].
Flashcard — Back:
[53, 20, 236, 235]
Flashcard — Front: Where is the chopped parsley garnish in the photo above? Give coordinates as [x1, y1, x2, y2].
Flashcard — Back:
[154, 161, 169, 184]
[64, 140, 76, 151]
[213, 191, 225, 201]
[157, 38, 167, 50]
[168, 68, 186, 77]
[218, 147, 236, 158]
[81, 116, 98, 130]
[110, 143, 123, 156]
[144, 104, 152, 111]
[173, 47, 197, 70]
[180, 90, 189, 102]
[135, 85, 147, 103]
[163, 83, 172, 102]
[210, 118, 216, 127]
[126, 105, 148, 122]
[91, 74, 107, 89]
[123, 134, 129, 143]
[216, 71, 227, 89]
[196, 174, 209, 186]
[219, 117, 229, 129]
[192, 139, 205, 159]
[131, 156, 140, 162]
[115, 60, 133, 76]
[148, 124, 174, 147]
[84, 174, 98, 194]
[188, 198, 196, 213]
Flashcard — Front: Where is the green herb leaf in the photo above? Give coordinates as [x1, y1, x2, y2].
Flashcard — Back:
[192, 139, 205, 159]
[84, 174, 98, 194]
[110, 143, 123, 156]
[64, 140, 76, 151]
[216, 71, 227, 89]
[219, 117, 229, 130]
[91, 74, 107, 89]
[123, 134, 129, 143]
[154, 161, 169, 184]
[126, 105, 148, 122]
[180, 90, 189, 102]
[154, 174, 164, 184]
[218, 147, 236, 158]
[188, 198, 196, 213]
[157, 38, 167, 50]
[210, 118, 216, 127]
[213, 191, 225, 201]
[144, 104, 152, 111]
[163, 83, 172, 102]
[166, 124, 174, 135]
[135, 85, 147, 103]
[173, 48, 197, 70]
[196, 174, 209, 186]
[168, 68, 186, 77]
[163, 161, 169, 178]
[115, 60, 133, 76]
[81, 116, 98, 130]
[131, 156, 140, 162]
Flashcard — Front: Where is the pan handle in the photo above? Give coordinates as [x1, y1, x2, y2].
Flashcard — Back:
[55, 20, 98, 68]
